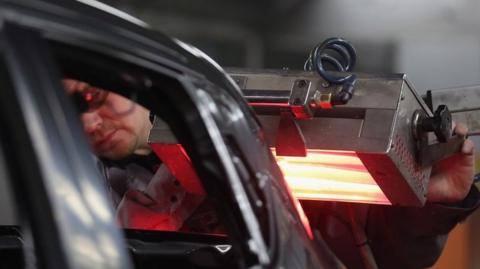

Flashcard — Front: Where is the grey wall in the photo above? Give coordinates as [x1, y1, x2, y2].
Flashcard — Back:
[262, 0, 480, 93]
[101, 0, 480, 95]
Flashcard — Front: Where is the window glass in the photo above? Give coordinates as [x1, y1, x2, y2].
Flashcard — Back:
[62, 79, 225, 234]
[49, 41, 240, 268]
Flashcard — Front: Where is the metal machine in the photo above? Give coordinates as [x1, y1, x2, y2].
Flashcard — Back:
[151, 38, 467, 208]
[149, 68, 465, 207]
[228, 68, 465, 206]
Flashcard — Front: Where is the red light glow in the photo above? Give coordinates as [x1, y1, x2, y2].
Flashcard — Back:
[84, 92, 94, 102]
[272, 149, 391, 205]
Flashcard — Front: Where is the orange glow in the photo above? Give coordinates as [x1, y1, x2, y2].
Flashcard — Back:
[273, 149, 391, 205]
[282, 175, 314, 240]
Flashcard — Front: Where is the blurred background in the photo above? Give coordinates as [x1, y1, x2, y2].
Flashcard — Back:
[99, 1, 480, 268]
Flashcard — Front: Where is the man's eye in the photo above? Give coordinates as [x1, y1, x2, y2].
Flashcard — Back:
[83, 87, 108, 111]
[70, 87, 108, 113]
[84, 92, 95, 103]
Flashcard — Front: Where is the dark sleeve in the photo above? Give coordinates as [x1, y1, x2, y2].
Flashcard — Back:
[366, 185, 480, 269]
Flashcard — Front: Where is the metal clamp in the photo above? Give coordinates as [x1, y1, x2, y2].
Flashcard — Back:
[412, 106, 464, 167]
[288, 79, 313, 119]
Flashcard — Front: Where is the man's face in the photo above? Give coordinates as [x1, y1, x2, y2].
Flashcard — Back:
[64, 79, 152, 160]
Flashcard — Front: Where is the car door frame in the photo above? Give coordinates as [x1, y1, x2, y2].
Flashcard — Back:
[0, 21, 132, 269]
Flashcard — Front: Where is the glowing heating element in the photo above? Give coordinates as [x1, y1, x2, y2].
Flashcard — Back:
[272, 149, 391, 205]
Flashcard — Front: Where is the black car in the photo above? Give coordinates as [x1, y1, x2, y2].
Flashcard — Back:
[0, 0, 336, 268]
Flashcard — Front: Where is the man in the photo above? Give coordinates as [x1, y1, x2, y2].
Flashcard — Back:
[63, 80, 153, 160]
[64, 79, 478, 268]
[63, 79, 221, 232]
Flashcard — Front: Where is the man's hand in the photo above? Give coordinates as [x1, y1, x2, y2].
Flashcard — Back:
[427, 123, 475, 203]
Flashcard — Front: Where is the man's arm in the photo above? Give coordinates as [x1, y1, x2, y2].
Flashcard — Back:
[367, 123, 479, 269]
[367, 187, 479, 268]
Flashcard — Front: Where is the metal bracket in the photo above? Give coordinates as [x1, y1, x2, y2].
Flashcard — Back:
[418, 136, 465, 167]
[275, 112, 307, 157]
[288, 79, 313, 119]
[412, 109, 464, 167]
